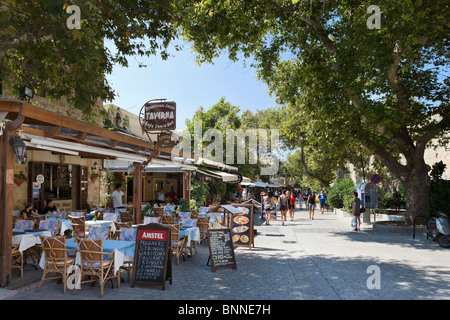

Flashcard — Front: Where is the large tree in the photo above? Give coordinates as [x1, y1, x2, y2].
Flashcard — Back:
[0, 0, 175, 120]
[175, 0, 450, 223]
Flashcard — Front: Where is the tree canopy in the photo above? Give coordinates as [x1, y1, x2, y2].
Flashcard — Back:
[0, 0, 176, 120]
[175, 0, 450, 221]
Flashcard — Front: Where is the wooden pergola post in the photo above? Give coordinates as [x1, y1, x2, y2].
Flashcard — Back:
[133, 146, 160, 225]
[0, 130, 14, 287]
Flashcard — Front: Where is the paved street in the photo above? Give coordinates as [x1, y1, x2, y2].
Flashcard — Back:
[3, 208, 450, 301]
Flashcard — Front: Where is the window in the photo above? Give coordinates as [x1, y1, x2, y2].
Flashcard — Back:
[42, 163, 72, 200]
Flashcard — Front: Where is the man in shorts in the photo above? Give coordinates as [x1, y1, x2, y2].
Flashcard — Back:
[319, 190, 327, 215]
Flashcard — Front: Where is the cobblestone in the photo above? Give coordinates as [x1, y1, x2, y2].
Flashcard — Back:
[2, 208, 450, 301]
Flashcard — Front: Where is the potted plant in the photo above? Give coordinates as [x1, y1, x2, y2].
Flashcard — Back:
[90, 173, 100, 182]
[14, 172, 27, 187]
[178, 198, 190, 212]
[91, 210, 101, 221]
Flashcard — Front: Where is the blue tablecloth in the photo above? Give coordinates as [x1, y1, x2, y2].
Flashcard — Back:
[66, 238, 135, 256]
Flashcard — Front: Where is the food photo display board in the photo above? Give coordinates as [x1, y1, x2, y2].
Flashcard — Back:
[229, 203, 254, 250]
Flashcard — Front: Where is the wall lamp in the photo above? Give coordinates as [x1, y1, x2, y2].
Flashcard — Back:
[9, 131, 27, 164]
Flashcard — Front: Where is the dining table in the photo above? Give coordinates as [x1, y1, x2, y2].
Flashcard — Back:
[38, 238, 135, 275]
[12, 230, 52, 254]
[179, 226, 200, 243]
[85, 220, 117, 233]
[46, 218, 72, 236]
[46, 218, 117, 236]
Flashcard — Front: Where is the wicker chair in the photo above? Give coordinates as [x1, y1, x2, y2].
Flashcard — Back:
[37, 236, 75, 294]
[68, 215, 87, 238]
[119, 210, 133, 224]
[153, 207, 164, 217]
[170, 225, 187, 266]
[11, 244, 24, 278]
[75, 238, 120, 298]
[190, 210, 199, 219]
[197, 217, 210, 244]
[161, 215, 175, 225]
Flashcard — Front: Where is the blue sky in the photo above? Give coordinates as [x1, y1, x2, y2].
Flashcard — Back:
[105, 40, 278, 130]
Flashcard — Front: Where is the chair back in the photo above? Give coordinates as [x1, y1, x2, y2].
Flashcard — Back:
[153, 208, 164, 217]
[40, 236, 67, 260]
[103, 213, 119, 221]
[170, 225, 181, 244]
[164, 205, 176, 213]
[69, 211, 85, 218]
[178, 212, 191, 221]
[79, 238, 103, 263]
[119, 228, 137, 241]
[197, 217, 209, 228]
[183, 218, 197, 228]
[88, 226, 110, 240]
[161, 215, 175, 225]
[143, 216, 160, 224]
[69, 215, 86, 237]
[119, 210, 133, 223]
[190, 211, 199, 219]
[14, 219, 34, 230]
[39, 220, 60, 236]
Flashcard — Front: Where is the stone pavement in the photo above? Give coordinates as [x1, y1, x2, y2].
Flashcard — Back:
[2, 207, 450, 300]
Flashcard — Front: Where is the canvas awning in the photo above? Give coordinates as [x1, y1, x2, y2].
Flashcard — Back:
[252, 181, 268, 188]
[197, 168, 240, 183]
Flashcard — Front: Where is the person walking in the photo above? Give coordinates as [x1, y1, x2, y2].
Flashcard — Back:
[303, 190, 309, 210]
[319, 190, 327, 215]
[279, 190, 288, 225]
[352, 191, 361, 231]
[307, 191, 316, 219]
[289, 191, 296, 221]
[264, 191, 276, 225]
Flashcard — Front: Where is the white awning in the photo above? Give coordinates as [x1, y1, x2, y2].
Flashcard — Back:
[104, 159, 197, 172]
[198, 168, 240, 183]
[23, 133, 147, 162]
[240, 182, 255, 187]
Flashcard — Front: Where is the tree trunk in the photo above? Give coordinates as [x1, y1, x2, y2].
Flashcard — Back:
[403, 167, 430, 225]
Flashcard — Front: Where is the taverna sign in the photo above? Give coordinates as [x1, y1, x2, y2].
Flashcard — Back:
[140, 99, 176, 132]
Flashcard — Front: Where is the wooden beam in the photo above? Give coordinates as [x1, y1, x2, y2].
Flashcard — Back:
[0, 130, 14, 287]
[44, 126, 61, 137]
[5, 103, 24, 131]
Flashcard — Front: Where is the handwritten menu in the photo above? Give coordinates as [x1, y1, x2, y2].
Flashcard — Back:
[132, 223, 172, 290]
[207, 228, 237, 272]
[229, 204, 254, 249]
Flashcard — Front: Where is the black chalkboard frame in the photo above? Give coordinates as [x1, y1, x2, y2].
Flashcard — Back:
[131, 223, 172, 290]
[207, 228, 237, 272]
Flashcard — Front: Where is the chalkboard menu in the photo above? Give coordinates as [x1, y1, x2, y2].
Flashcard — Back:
[229, 203, 254, 250]
[132, 223, 172, 290]
[207, 228, 237, 272]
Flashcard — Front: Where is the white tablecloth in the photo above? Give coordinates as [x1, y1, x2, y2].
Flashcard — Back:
[180, 227, 200, 243]
[85, 220, 116, 233]
[12, 231, 52, 253]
